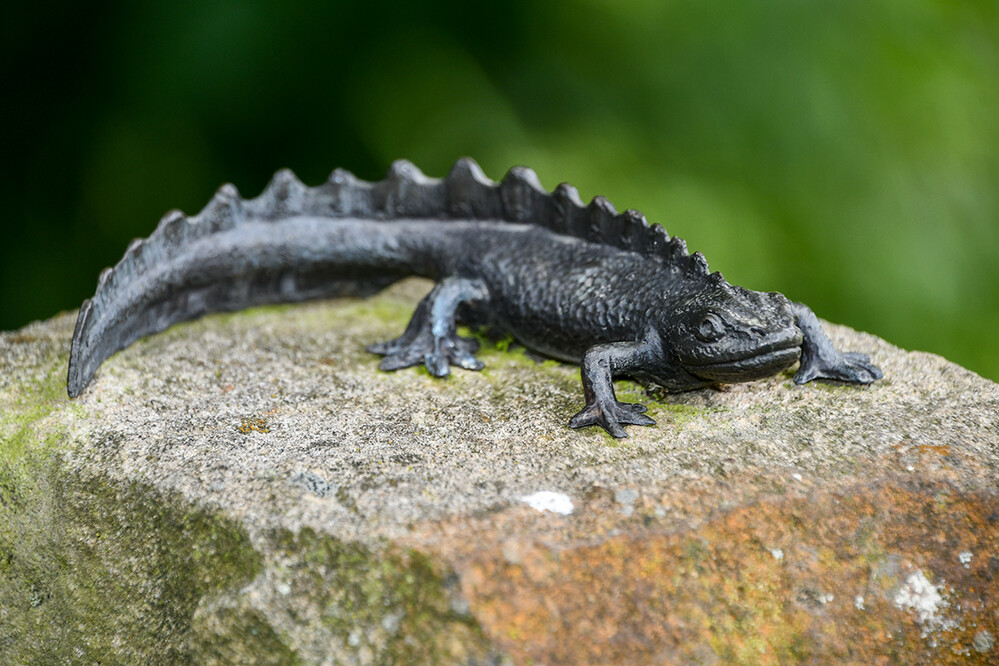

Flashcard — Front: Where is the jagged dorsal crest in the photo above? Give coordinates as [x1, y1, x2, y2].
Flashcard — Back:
[353, 158, 707, 278]
[117, 158, 714, 288]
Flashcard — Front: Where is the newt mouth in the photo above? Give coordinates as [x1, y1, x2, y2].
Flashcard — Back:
[687, 344, 802, 382]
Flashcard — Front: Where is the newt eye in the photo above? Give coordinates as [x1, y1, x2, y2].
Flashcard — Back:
[696, 314, 725, 342]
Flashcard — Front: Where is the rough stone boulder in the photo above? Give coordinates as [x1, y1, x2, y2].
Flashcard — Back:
[2, 278, 997, 664]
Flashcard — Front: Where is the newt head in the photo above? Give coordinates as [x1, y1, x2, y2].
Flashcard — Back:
[667, 281, 803, 383]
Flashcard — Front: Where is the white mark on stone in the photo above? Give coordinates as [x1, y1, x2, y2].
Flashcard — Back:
[521, 491, 574, 515]
[770, 548, 784, 561]
[958, 551, 972, 568]
[906, 465, 914, 472]
[615, 488, 638, 517]
[817, 592, 834, 605]
[974, 630, 995, 653]
[791, 473, 803, 482]
[854, 595, 865, 610]
[501, 539, 522, 565]
[615, 488, 638, 505]
[893, 570, 954, 635]
[381, 612, 403, 635]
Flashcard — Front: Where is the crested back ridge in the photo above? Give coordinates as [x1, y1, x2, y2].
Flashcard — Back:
[88, 158, 714, 340]
[144, 157, 704, 271]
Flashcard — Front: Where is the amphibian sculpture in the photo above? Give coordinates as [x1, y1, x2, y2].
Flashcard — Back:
[68, 159, 882, 437]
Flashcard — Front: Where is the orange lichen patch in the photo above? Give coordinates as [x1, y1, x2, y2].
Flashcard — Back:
[422, 480, 999, 665]
[917, 444, 952, 456]
[237, 417, 270, 434]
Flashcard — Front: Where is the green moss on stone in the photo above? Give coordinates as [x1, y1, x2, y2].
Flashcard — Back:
[1, 334, 73, 578]
[614, 382, 721, 432]
[270, 528, 494, 664]
[0, 456, 264, 663]
[658, 400, 720, 424]
[336, 297, 422, 326]
[191, 607, 301, 666]
[0, 349, 68, 465]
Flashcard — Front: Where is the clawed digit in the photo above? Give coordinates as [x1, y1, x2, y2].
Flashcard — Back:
[795, 351, 883, 385]
[569, 400, 655, 438]
[370, 329, 483, 377]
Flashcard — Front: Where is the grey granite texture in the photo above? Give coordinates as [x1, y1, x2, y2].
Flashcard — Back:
[2, 278, 997, 664]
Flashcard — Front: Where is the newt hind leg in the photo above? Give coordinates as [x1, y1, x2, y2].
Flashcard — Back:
[367, 277, 489, 377]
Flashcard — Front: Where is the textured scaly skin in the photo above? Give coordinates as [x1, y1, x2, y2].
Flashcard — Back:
[68, 159, 883, 437]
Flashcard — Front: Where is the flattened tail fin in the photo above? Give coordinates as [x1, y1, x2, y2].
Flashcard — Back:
[66, 248, 403, 398]
[67, 298, 93, 398]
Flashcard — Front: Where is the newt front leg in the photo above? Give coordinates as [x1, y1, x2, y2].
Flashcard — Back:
[792, 302, 883, 384]
[569, 339, 660, 438]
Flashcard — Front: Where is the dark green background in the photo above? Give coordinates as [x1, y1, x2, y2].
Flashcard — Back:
[4, 1, 998, 379]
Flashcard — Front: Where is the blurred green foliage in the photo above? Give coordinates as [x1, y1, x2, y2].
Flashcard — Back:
[3, 0, 998, 379]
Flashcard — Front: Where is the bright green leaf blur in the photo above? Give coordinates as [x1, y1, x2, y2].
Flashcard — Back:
[4, 0, 997, 379]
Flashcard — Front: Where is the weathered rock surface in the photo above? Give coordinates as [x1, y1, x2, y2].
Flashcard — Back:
[2, 278, 997, 664]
